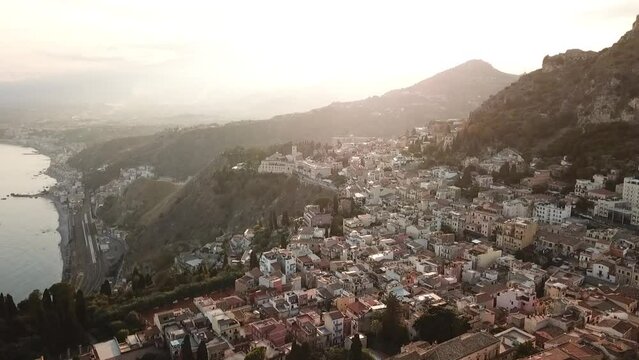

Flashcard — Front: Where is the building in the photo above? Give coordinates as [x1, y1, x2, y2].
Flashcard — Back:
[622, 177, 639, 208]
[304, 204, 333, 227]
[395, 332, 500, 360]
[249, 318, 287, 347]
[258, 153, 294, 174]
[466, 208, 502, 237]
[502, 199, 531, 218]
[532, 202, 571, 224]
[323, 310, 345, 345]
[574, 175, 605, 197]
[496, 218, 539, 253]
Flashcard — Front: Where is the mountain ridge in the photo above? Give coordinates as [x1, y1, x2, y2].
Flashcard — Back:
[456, 15, 639, 162]
[71, 59, 517, 183]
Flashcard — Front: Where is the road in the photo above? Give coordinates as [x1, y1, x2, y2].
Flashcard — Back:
[69, 193, 106, 294]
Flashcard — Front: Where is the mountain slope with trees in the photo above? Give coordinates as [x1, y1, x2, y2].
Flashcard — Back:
[456, 15, 639, 169]
[122, 169, 333, 267]
[70, 60, 517, 183]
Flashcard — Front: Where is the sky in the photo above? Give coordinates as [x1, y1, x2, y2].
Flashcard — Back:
[1, 0, 638, 118]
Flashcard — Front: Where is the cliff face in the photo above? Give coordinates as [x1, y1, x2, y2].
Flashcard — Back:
[458, 15, 639, 156]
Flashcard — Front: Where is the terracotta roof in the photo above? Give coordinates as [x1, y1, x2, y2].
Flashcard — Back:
[421, 332, 499, 360]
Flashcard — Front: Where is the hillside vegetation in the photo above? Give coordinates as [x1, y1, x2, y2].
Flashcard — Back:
[98, 178, 180, 228]
[120, 169, 333, 267]
[70, 60, 517, 183]
[456, 15, 639, 169]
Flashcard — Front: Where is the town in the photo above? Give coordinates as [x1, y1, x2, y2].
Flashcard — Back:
[7, 117, 636, 360]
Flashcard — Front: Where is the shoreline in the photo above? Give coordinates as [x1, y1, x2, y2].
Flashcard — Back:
[43, 158, 73, 284]
[1, 139, 73, 284]
[50, 194, 72, 283]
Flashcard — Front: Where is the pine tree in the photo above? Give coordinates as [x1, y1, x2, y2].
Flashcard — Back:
[249, 250, 259, 270]
[4, 294, 17, 318]
[196, 339, 208, 360]
[0, 292, 5, 318]
[350, 334, 362, 360]
[100, 280, 112, 296]
[270, 211, 278, 230]
[42, 288, 53, 310]
[75, 290, 87, 327]
[287, 342, 301, 360]
[181, 335, 195, 360]
[245, 347, 265, 360]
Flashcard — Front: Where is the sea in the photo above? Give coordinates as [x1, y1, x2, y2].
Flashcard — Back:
[0, 143, 63, 301]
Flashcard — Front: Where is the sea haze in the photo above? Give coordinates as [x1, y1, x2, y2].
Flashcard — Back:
[0, 143, 62, 301]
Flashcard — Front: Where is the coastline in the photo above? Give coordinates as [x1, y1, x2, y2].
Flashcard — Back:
[1, 138, 73, 284]
[50, 194, 72, 283]
[43, 158, 73, 284]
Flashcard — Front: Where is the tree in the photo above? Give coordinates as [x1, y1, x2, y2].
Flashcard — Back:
[330, 215, 344, 236]
[249, 250, 259, 270]
[332, 194, 339, 215]
[350, 335, 362, 360]
[196, 340, 208, 360]
[75, 290, 87, 327]
[4, 294, 17, 319]
[456, 167, 473, 188]
[282, 210, 290, 227]
[514, 342, 537, 358]
[181, 335, 195, 360]
[279, 233, 288, 249]
[100, 280, 112, 297]
[378, 294, 409, 354]
[287, 342, 302, 360]
[498, 162, 510, 181]
[413, 307, 470, 344]
[244, 346, 266, 360]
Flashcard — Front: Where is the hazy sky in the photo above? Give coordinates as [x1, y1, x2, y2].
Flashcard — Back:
[1, 0, 638, 116]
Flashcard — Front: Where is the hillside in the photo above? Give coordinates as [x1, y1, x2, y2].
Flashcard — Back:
[456, 15, 639, 167]
[70, 60, 517, 184]
[98, 178, 180, 228]
[122, 170, 333, 267]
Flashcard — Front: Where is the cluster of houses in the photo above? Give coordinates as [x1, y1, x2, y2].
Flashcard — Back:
[89, 124, 639, 360]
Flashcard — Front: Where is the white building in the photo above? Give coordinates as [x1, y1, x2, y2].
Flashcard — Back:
[574, 175, 605, 197]
[502, 199, 530, 218]
[258, 153, 294, 174]
[295, 160, 332, 179]
[622, 177, 639, 208]
[532, 202, 571, 224]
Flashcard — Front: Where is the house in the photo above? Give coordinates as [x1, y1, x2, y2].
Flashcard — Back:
[394, 332, 500, 360]
[495, 218, 539, 253]
[304, 204, 333, 227]
[533, 202, 571, 225]
[574, 175, 605, 197]
[323, 310, 345, 345]
[249, 318, 287, 347]
[92, 339, 121, 360]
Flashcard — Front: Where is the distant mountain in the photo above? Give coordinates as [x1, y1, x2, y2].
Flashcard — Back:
[457, 15, 639, 167]
[71, 60, 517, 183]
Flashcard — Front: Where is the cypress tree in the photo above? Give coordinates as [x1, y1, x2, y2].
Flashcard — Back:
[75, 290, 87, 327]
[350, 334, 362, 360]
[196, 340, 208, 360]
[181, 335, 194, 360]
[4, 294, 17, 319]
[100, 280, 112, 297]
[0, 292, 5, 318]
[249, 250, 259, 270]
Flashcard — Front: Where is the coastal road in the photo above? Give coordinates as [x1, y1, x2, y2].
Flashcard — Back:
[69, 193, 106, 294]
